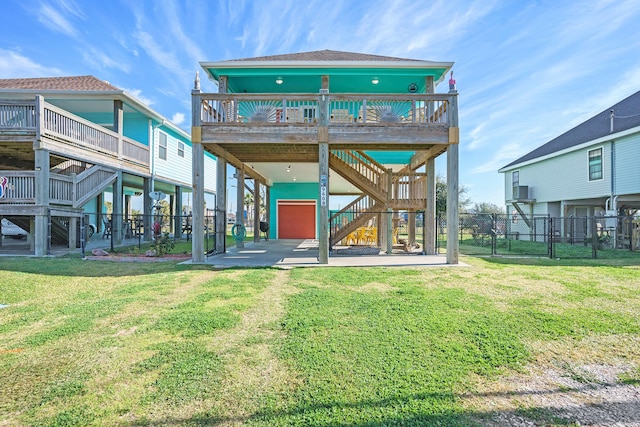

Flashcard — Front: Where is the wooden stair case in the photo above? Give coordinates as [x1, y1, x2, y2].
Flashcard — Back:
[329, 150, 428, 247]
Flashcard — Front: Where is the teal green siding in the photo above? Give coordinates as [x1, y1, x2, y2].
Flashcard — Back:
[123, 115, 150, 144]
[366, 151, 414, 164]
[269, 182, 319, 239]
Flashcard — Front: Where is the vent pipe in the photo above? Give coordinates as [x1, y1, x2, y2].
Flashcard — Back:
[610, 109, 614, 133]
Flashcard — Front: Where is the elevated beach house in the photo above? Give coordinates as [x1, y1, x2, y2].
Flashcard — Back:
[499, 89, 640, 242]
[190, 50, 460, 264]
[0, 76, 216, 256]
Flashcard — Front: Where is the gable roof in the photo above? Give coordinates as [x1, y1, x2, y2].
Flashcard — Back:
[0, 75, 120, 92]
[502, 89, 640, 170]
[227, 49, 423, 63]
[201, 49, 453, 94]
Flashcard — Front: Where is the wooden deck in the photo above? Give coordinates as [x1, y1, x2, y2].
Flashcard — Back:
[0, 98, 149, 173]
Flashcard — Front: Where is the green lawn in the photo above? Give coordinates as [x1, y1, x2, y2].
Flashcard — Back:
[1, 256, 639, 426]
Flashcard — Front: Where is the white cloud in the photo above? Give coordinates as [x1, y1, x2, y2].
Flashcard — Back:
[171, 112, 185, 125]
[36, 0, 84, 38]
[471, 142, 525, 174]
[0, 49, 64, 78]
[122, 88, 154, 107]
[81, 47, 130, 73]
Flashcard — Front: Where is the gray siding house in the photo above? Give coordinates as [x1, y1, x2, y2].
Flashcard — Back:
[499, 89, 640, 240]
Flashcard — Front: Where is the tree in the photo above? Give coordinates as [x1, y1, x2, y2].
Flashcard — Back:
[435, 174, 471, 216]
[471, 202, 504, 214]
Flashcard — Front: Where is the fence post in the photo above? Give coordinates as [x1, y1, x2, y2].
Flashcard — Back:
[592, 216, 597, 259]
[491, 213, 497, 255]
[547, 215, 556, 259]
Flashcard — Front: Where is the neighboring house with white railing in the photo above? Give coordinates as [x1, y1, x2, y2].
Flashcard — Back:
[499, 89, 640, 240]
[0, 76, 216, 256]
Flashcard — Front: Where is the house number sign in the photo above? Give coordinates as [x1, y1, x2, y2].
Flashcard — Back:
[320, 174, 327, 207]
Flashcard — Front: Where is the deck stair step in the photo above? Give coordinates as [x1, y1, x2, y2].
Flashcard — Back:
[330, 194, 381, 247]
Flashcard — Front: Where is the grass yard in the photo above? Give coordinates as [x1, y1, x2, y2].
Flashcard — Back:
[0, 256, 639, 426]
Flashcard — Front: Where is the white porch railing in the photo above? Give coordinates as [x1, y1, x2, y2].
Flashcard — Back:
[43, 103, 119, 154]
[199, 93, 449, 125]
[0, 101, 37, 130]
[0, 171, 35, 204]
[0, 99, 150, 168]
[122, 136, 149, 165]
[0, 168, 115, 207]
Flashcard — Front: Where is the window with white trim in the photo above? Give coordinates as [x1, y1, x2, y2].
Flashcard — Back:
[158, 132, 167, 160]
[588, 148, 602, 181]
[512, 170, 519, 198]
[177, 141, 184, 158]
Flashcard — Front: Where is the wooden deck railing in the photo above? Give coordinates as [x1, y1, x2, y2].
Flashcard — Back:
[0, 168, 116, 207]
[43, 103, 119, 154]
[0, 99, 149, 168]
[0, 171, 35, 204]
[391, 172, 427, 206]
[199, 93, 449, 126]
[0, 100, 37, 130]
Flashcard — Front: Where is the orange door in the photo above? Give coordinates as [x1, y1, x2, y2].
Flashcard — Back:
[277, 201, 316, 239]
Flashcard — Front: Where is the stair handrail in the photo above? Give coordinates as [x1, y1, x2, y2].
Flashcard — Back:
[73, 166, 118, 208]
[391, 172, 427, 206]
[331, 150, 387, 191]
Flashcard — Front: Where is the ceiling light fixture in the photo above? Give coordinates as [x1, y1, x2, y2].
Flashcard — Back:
[275, 77, 283, 84]
[286, 165, 291, 172]
[371, 78, 379, 85]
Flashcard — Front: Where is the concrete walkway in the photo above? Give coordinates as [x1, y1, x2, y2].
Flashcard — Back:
[194, 239, 462, 269]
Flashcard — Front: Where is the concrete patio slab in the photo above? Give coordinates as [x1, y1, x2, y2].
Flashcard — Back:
[188, 239, 465, 269]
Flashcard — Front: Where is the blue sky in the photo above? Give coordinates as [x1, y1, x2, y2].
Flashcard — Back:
[2, 0, 640, 208]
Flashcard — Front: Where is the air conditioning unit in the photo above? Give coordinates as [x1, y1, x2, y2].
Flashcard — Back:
[513, 185, 529, 199]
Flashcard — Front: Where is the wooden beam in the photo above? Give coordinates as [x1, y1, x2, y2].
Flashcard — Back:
[408, 144, 449, 170]
[203, 143, 267, 183]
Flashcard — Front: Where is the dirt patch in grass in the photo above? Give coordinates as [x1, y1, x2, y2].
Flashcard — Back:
[462, 334, 640, 426]
[205, 270, 302, 424]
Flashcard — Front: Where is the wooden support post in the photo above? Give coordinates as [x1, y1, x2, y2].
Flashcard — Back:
[114, 100, 124, 160]
[34, 148, 49, 256]
[143, 178, 152, 241]
[386, 168, 393, 254]
[191, 142, 205, 261]
[236, 166, 245, 249]
[254, 179, 260, 242]
[408, 209, 416, 246]
[112, 171, 123, 245]
[215, 156, 227, 254]
[386, 208, 393, 254]
[318, 87, 329, 264]
[191, 78, 205, 262]
[425, 157, 436, 254]
[68, 217, 77, 249]
[174, 186, 183, 239]
[265, 186, 271, 240]
[446, 89, 459, 264]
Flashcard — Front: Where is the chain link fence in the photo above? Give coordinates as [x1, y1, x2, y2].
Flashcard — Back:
[437, 213, 640, 259]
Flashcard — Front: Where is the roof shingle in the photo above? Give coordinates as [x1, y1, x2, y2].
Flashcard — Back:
[0, 75, 120, 91]
[226, 49, 422, 63]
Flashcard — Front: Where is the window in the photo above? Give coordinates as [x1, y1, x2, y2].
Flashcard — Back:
[588, 148, 602, 181]
[158, 132, 167, 160]
[177, 142, 184, 158]
[511, 170, 519, 198]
